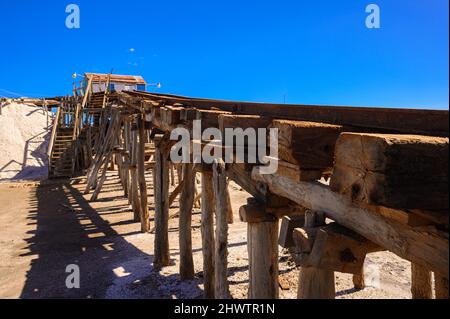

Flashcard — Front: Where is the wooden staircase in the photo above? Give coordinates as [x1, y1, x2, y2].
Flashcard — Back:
[48, 75, 112, 178]
[49, 127, 76, 178]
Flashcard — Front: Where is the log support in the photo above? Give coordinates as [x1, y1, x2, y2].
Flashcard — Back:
[138, 114, 150, 232]
[240, 202, 279, 299]
[411, 263, 433, 299]
[435, 273, 449, 299]
[179, 163, 195, 279]
[153, 135, 171, 269]
[201, 170, 215, 298]
[212, 159, 231, 299]
[297, 211, 335, 299]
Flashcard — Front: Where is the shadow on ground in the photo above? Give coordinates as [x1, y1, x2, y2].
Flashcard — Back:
[19, 175, 203, 299]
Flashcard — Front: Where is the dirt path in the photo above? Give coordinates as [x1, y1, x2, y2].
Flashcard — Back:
[0, 172, 413, 299]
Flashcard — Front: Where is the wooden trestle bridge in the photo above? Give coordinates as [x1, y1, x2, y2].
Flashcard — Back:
[46, 80, 449, 299]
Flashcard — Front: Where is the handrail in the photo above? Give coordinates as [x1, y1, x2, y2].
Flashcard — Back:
[47, 103, 62, 168]
[102, 72, 112, 109]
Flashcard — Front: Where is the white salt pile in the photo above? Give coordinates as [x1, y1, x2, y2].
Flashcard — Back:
[0, 102, 51, 181]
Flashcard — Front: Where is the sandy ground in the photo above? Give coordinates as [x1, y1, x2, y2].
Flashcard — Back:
[0, 170, 413, 299]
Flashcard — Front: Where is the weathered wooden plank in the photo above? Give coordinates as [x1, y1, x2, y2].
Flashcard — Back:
[132, 90, 449, 137]
[252, 167, 449, 278]
[218, 114, 272, 134]
[331, 133, 449, 211]
[271, 120, 343, 170]
[226, 163, 291, 208]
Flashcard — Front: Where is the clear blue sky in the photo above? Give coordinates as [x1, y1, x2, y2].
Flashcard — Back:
[0, 0, 448, 109]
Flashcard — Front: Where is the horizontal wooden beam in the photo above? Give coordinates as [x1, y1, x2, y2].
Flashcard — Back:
[128, 91, 449, 137]
[331, 133, 449, 211]
[252, 167, 449, 278]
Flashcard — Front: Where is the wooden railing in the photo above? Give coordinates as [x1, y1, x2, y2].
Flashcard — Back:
[47, 105, 62, 167]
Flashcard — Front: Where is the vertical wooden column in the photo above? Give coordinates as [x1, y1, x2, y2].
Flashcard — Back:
[201, 170, 215, 298]
[179, 163, 195, 279]
[352, 266, 365, 290]
[297, 211, 335, 299]
[137, 113, 150, 232]
[122, 121, 130, 198]
[226, 179, 234, 224]
[435, 273, 449, 299]
[153, 136, 170, 269]
[411, 263, 433, 299]
[240, 202, 279, 299]
[130, 129, 141, 222]
[212, 159, 230, 299]
[248, 219, 279, 299]
[124, 122, 131, 202]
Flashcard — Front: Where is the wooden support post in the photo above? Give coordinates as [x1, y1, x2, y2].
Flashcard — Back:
[253, 167, 449, 278]
[226, 179, 234, 224]
[297, 211, 335, 299]
[411, 263, 433, 299]
[248, 218, 279, 299]
[122, 123, 130, 198]
[240, 203, 279, 299]
[212, 159, 231, 299]
[179, 163, 195, 279]
[170, 163, 176, 186]
[201, 171, 215, 299]
[130, 130, 141, 222]
[138, 114, 150, 232]
[435, 273, 449, 299]
[91, 151, 113, 201]
[353, 267, 365, 290]
[201, 171, 215, 298]
[153, 137, 170, 269]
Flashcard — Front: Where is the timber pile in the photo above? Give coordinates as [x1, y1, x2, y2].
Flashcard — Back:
[54, 88, 449, 299]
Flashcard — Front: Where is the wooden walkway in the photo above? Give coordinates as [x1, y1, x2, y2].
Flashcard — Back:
[56, 88, 448, 299]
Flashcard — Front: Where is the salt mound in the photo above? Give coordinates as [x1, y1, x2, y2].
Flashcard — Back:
[0, 102, 51, 181]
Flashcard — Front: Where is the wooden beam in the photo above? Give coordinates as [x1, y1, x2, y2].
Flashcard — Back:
[331, 133, 449, 211]
[252, 167, 449, 278]
[227, 163, 291, 208]
[131, 90, 449, 137]
[271, 120, 343, 171]
[293, 223, 381, 274]
[279, 215, 305, 249]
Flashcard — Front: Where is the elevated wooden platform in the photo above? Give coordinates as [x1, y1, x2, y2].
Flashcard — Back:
[68, 89, 449, 299]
